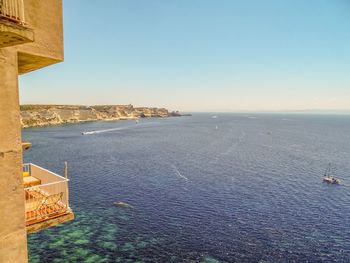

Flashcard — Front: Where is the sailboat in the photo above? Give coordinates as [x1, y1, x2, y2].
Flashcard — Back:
[323, 163, 340, 185]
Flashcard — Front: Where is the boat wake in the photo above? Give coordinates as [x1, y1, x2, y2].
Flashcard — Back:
[172, 165, 188, 181]
[82, 127, 126, 135]
[81, 123, 154, 135]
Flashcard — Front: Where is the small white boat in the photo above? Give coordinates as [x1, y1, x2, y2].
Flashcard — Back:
[212, 115, 217, 119]
[82, 131, 95, 135]
[323, 163, 341, 185]
[323, 176, 340, 185]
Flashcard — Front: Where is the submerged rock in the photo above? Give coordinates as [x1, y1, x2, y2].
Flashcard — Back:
[113, 202, 134, 209]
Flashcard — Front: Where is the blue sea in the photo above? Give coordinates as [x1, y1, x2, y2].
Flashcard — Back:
[23, 113, 350, 262]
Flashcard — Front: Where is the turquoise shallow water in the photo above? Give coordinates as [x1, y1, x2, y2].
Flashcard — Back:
[23, 114, 350, 262]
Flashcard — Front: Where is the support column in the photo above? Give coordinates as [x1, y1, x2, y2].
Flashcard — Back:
[0, 48, 28, 263]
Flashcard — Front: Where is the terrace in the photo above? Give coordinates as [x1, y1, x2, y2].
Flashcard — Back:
[23, 163, 74, 234]
[0, 0, 33, 47]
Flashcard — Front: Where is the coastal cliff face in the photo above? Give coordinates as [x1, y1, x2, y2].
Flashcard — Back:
[20, 105, 170, 128]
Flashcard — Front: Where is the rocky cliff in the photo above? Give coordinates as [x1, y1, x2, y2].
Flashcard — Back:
[20, 104, 170, 128]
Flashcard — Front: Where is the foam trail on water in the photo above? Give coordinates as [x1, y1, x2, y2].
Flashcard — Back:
[82, 122, 154, 135]
[82, 127, 125, 135]
[172, 165, 188, 181]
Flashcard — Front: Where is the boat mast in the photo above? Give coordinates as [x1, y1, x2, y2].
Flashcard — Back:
[324, 163, 332, 177]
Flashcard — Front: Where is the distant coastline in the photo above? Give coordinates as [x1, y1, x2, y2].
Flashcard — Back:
[20, 104, 191, 128]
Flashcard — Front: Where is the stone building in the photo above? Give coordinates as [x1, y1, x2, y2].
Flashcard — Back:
[0, 1, 73, 262]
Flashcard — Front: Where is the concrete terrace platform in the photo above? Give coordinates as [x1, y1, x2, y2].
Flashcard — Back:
[26, 211, 74, 235]
[0, 19, 33, 48]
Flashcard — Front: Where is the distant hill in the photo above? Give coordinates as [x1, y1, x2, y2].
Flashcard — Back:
[20, 104, 183, 128]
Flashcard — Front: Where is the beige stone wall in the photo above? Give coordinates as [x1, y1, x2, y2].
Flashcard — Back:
[17, 0, 64, 74]
[0, 1, 64, 261]
[0, 48, 28, 263]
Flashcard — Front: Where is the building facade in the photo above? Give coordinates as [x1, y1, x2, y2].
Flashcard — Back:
[0, 1, 73, 262]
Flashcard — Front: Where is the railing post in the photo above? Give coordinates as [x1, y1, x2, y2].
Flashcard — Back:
[19, 0, 24, 23]
[64, 161, 68, 179]
[0, 0, 25, 24]
[64, 161, 69, 208]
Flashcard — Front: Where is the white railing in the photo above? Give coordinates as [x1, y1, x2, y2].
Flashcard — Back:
[23, 163, 71, 224]
[0, 0, 25, 24]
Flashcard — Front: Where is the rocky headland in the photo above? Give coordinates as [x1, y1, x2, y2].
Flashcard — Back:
[20, 104, 187, 128]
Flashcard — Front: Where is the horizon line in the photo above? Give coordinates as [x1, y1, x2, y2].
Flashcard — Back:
[19, 104, 350, 114]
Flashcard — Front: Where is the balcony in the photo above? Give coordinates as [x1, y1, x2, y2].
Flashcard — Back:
[0, 0, 33, 48]
[23, 163, 74, 234]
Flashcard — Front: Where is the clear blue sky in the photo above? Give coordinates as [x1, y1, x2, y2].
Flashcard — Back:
[19, 0, 350, 112]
